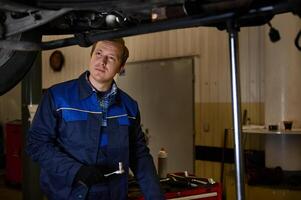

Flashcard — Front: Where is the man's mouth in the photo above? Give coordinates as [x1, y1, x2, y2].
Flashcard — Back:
[94, 64, 106, 73]
[95, 68, 105, 73]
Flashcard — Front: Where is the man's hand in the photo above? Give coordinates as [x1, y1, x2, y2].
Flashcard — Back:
[74, 165, 105, 187]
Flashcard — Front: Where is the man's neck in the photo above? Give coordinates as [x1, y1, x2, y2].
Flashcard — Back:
[89, 77, 112, 92]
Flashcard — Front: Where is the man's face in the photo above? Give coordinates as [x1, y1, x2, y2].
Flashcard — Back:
[89, 40, 123, 85]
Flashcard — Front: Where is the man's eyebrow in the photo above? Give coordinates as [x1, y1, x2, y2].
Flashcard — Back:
[108, 54, 118, 58]
[95, 49, 119, 59]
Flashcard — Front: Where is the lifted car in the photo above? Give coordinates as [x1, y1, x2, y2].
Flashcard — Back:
[0, 0, 301, 95]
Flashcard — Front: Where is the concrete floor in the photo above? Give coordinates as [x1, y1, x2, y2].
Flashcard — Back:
[0, 171, 22, 200]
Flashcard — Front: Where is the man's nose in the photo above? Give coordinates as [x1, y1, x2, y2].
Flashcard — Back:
[100, 56, 108, 66]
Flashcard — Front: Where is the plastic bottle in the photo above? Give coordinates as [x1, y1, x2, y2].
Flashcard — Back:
[157, 148, 168, 178]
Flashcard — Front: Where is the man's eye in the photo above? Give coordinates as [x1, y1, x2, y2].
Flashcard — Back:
[109, 57, 116, 61]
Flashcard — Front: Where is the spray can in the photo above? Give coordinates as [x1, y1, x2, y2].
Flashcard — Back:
[158, 148, 168, 178]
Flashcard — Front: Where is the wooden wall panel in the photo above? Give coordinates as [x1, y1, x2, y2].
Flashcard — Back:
[42, 35, 91, 88]
[40, 28, 266, 185]
[239, 26, 265, 103]
[196, 102, 264, 147]
[126, 27, 201, 63]
[264, 13, 301, 127]
[42, 28, 203, 88]
[41, 27, 265, 104]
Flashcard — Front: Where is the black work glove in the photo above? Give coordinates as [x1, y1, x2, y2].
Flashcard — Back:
[74, 165, 105, 187]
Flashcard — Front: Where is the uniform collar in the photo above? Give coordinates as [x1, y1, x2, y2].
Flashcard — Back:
[78, 71, 121, 105]
[78, 71, 94, 100]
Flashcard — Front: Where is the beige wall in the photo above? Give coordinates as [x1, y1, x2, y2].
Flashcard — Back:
[42, 35, 91, 88]
[264, 13, 301, 127]
[40, 25, 268, 199]
[42, 26, 265, 104]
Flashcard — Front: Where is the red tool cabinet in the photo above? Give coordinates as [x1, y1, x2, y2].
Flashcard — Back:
[128, 178, 222, 200]
[131, 182, 222, 200]
[5, 120, 22, 185]
[164, 183, 221, 200]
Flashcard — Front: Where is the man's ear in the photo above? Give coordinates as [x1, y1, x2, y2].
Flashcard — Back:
[119, 66, 125, 75]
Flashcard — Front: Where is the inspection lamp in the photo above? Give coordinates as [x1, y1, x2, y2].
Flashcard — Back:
[267, 22, 281, 43]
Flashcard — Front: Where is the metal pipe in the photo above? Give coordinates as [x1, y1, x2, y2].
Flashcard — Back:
[0, 12, 235, 51]
[227, 20, 245, 200]
[0, 0, 38, 12]
[39, 1, 295, 50]
[0, 1, 296, 51]
[41, 12, 235, 50]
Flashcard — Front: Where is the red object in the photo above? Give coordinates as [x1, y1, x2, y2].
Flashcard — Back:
[166, 183, 221, 200]
[135, 183, 222, 200]
[5, 120, 23, 185]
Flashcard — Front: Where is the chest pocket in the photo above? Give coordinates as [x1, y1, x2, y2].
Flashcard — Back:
[117, 115, 130, 126]
[61, 108, 90, 122]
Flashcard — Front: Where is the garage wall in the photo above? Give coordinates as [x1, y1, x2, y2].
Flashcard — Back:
[42, 26, 265, 150]
[41, 24, 265, 188]
[39, 13, 299, 200]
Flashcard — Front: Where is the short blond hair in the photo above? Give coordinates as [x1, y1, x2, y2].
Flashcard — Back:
[90, 38, 129, 65]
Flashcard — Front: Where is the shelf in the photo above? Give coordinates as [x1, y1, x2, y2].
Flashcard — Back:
[242, 126, 301, 135]
[242, 125, 301, 171]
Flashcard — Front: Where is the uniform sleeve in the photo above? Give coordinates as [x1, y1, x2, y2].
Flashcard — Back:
[129, 107, 165, 200]
[26, 90, 82, 186]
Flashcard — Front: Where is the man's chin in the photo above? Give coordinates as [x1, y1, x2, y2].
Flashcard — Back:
[95, 77, 106, 83]
[89, 74, 103, 82]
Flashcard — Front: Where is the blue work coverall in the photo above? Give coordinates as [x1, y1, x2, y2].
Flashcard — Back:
[26, 72, 164, 200]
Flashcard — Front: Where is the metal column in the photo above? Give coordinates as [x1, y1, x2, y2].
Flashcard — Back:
[22, 52, 44, 200]
[227, 21, 245, 200]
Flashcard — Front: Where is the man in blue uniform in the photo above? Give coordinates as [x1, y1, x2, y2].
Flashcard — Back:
[26, 38, 165, 200]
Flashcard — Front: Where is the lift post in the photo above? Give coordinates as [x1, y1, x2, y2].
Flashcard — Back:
[227, 20, 245, 200]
